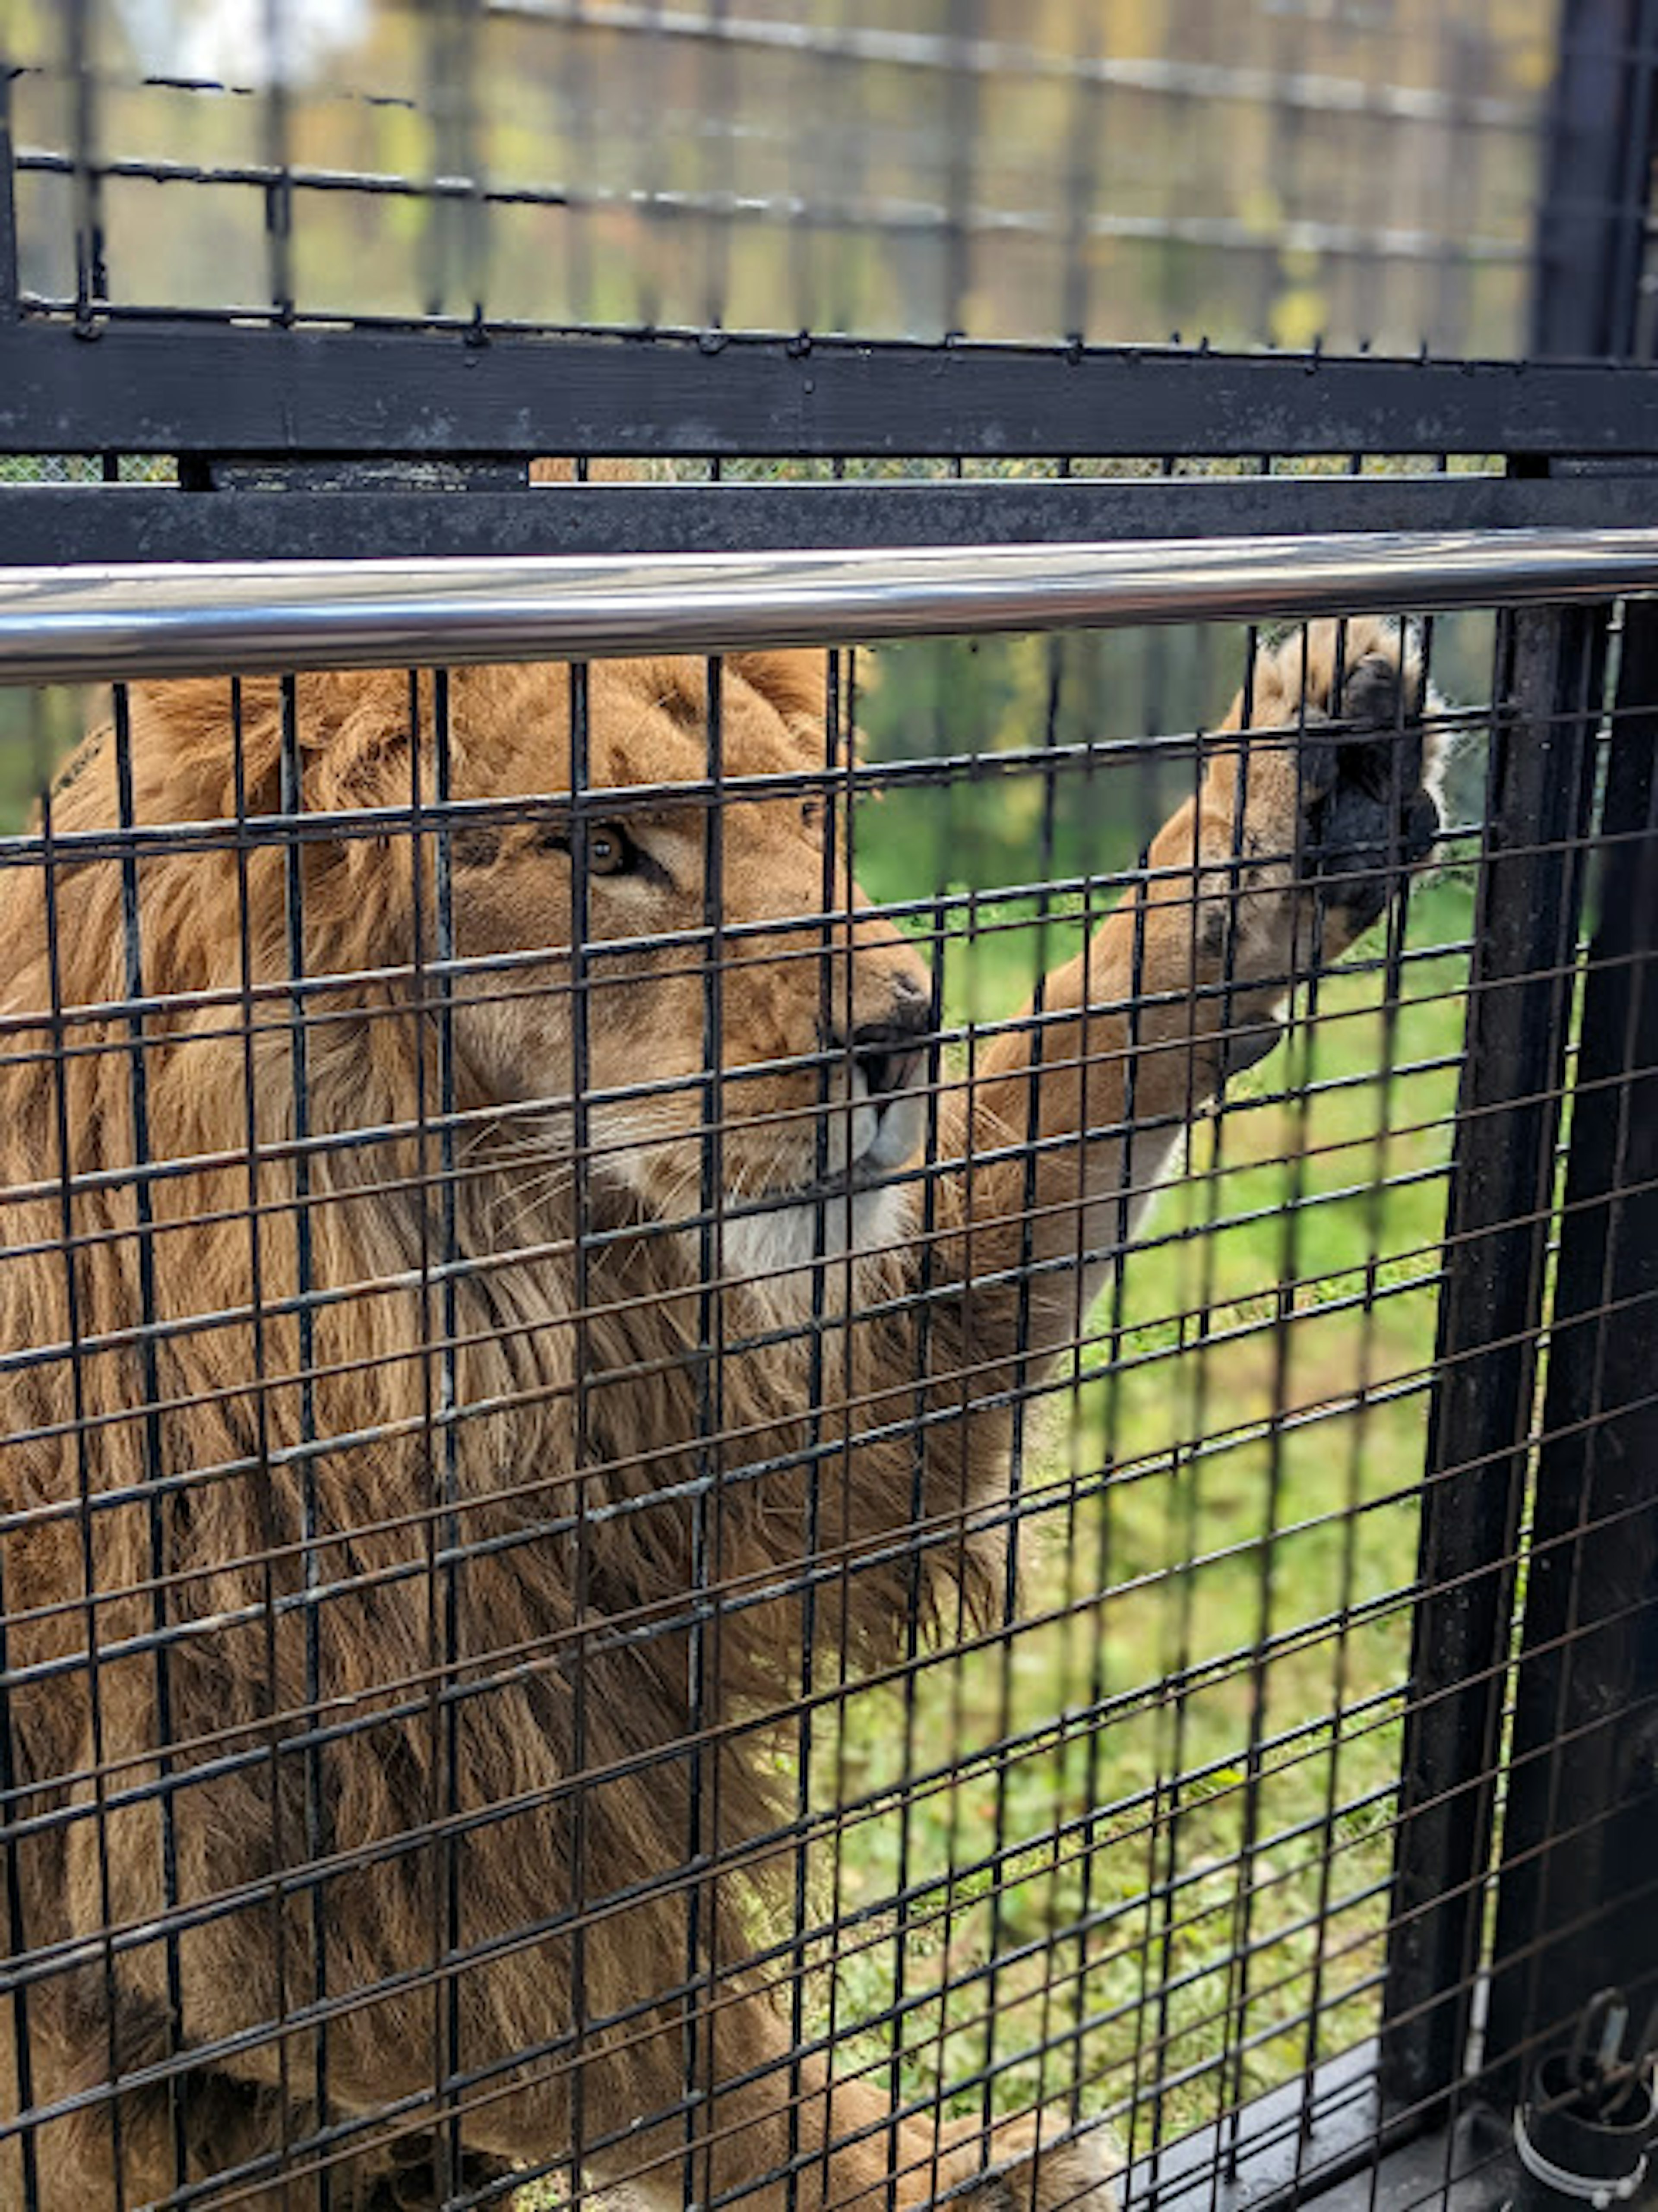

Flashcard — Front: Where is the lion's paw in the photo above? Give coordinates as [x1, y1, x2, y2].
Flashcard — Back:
[933, 2107, 1121, 2212]
[1238, 616, 1446, 953]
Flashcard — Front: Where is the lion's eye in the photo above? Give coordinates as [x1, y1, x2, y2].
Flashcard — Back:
[586, 822, 636, 877]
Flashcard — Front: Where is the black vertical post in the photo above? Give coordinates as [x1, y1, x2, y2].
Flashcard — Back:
[0, 60, 19, 323]
[1379, 607, 1604, 2116]
[1531, 0, 1658, 360]
[1481, 605, 1658, 2107]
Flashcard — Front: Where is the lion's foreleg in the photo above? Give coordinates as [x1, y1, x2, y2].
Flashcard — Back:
[949, 619, 1440, 1369]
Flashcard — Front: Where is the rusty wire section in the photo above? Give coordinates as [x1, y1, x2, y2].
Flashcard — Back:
[0, 583, 1643, 2212]
[5, 0, 1551, 354]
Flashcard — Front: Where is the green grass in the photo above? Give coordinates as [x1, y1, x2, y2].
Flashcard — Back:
[771, 866, 1474, 2158]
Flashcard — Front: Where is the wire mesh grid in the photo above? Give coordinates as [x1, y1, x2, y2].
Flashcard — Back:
[0, 0, 1655, 2205]
[0, 568, 1647, 2212]
[4, 0, 1553, 353]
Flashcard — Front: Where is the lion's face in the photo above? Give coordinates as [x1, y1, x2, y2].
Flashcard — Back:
[438, 651, 933, 1278]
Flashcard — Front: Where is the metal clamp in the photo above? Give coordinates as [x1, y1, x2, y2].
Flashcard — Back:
[1512, 2097, 1653, 2209]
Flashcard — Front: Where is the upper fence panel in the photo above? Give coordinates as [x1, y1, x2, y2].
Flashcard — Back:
[5, 0, 1555, 354]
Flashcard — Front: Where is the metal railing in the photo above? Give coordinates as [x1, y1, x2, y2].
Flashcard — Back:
[4, 528, 1658, 682]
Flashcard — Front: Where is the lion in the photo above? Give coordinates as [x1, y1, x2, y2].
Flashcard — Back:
[0, 618, 1440, 2210]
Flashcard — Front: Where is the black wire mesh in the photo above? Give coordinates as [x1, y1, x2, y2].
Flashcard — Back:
[0, 0, 1655, 2208]
[0, 582, 1648, 2212]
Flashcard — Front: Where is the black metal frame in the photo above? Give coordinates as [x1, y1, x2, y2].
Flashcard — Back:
[9, 325, 1658, 462]
[0, 4, 1656, 2209]
[1484, 609, 1658, 2101]
[6, 472, 1658, 569]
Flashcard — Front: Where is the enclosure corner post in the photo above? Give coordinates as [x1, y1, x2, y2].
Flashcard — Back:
[1378, 602, 1606, 2121]
[1530, 0, 1658, 360]
[1479, 598, 1658, 2112]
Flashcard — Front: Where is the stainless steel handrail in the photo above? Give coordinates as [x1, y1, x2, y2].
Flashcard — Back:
[1, 528, 1656, 685]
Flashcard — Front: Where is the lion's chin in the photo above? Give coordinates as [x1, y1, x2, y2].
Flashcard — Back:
[718, 1178, 914, 1307]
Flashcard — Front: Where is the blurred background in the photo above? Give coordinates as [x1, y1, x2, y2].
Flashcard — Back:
[8, 0, 1554, 352]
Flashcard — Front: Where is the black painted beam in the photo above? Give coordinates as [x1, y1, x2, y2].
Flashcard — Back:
[1, 472, 1656, 566]
[8, 321, 1658, 459]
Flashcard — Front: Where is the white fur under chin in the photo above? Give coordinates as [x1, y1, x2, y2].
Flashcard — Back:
[720, 1177, 914, 1311]
[716, 1081, 926, 1308]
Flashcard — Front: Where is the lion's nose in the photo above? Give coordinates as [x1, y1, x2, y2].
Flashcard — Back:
[838, 998, 929, 1104]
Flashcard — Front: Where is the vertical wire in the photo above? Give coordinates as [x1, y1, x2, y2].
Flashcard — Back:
[638, 0, 670, 331]
[1148, 634, 1258, 2183]
[685, 655, 726, 2209]
[1225, 622, 1340, 2167]
[979, 627, 1064, 2145]
[1167, 703, 1238, 2194]
[1326, 619, 1432, 2141]
[820, 638, 864, 2206]
[813, 639, 848, 2212]
[408, 666, 466, 2199]
[461, 0, 488, 329]
[0, 58, 22, 322]
[708, 651, 734, 2211]
[423, 0, 487, 327]
[901, 642, 961, 2210]
[1295, 616, 1421, 2162]
[936, 880, 983, 2161]
[1027, 626, 1081, 2133]
[405, 667, 440, 2203]
[111, 679, 187, 2199]
[701, 0, 732, 330]
[787, 648, 838, 2212]
[422, 0, 452, 321]
[940, 0, 984, 336]
[891, 861, 949, 2202]
[1152, 685, 1232, 2202]
[568, 657, 595, 2206]
[1433, 14, 1477, 354]
[562, 10, 594, 323]
[1090, 706, 1158, 2168]
[827, 0, 864, 335]
[1059, 28, 1101, 344]
[1263, 0, 1310, 348]
[435, 667, 465, 2200]
[38, 769, 122, 2208]
[278, 671, 333, 2207]
[66, 0, 104, 326]
[790, 0, 828, 333]
[261, 0, 294, 325]
[1061, 728, 1106, 2134]
[407, 665, 444, 2203]
[928, 456, 980, 2165]
[231, 678, 300, 2198]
